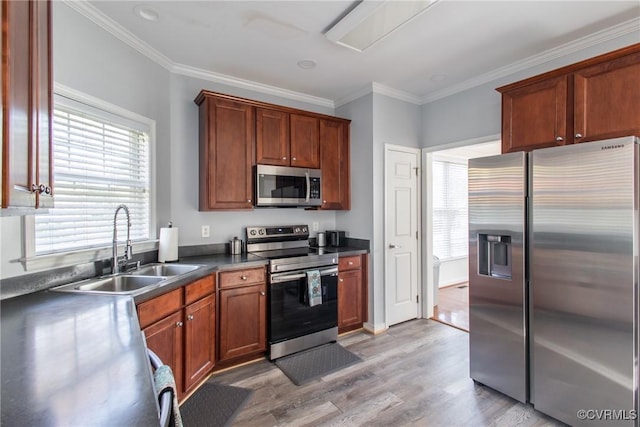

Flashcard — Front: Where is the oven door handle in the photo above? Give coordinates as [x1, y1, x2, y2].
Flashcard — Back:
[270, 267, 338, 284]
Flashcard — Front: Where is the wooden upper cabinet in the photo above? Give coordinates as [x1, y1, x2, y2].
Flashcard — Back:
[500, 76, 569, 153]
[573, 50, 640, 143]
[320, 119, 350, 210]
[289, 114, 320, 168]
[498, 43, 640, 153]
[2, 0, 53, 210]
[256, 108, 290, 166]
[196, 95, 254, 210]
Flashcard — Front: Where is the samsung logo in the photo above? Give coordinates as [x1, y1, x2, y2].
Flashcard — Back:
[601, 144, 625, 150]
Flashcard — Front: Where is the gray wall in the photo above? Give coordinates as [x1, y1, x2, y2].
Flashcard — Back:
[0, 3, 338, 279]
[336, 93, 421, 331]
[422, 32, 640, 148]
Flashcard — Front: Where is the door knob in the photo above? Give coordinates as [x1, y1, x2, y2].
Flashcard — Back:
[389, 244, 400, 249]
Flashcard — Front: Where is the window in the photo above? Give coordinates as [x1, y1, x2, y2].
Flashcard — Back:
[432, 159, 468, 260]
[34, 93, 151, 255]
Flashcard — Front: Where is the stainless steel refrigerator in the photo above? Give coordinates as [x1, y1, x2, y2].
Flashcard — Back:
[469, 136, 639, 427]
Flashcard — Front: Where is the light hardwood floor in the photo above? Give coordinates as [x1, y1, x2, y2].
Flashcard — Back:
[432, 283, 469, 332]
[209, 319, 565, 427]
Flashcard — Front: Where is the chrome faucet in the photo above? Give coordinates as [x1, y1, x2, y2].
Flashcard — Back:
[112, 204, 132, 274]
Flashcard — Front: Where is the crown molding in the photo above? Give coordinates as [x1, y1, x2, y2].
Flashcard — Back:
[172, 64, 334, 109]
[63, 0, 175, 71]
[335, 82, 422, 108]
[64, 0, 335, 109]
[420, 17, 640, 104]
[62, 1, 640, 110]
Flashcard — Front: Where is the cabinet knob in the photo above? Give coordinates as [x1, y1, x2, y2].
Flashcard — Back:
[555, 136, 563, 142]
[241, 275, 248, 280]
[247, 199, 251, 203]
[323, 200, 327, 204]
[187, 314, 194, 321]
[260, 291, 266, 296]
[282, 157, 287, 160]
[176, 321, 183, 327]
[348, 261, 353, 265]
[339, 278, 343, 282]
[575, 133, 583, 138]
[292, 157, 297, 161]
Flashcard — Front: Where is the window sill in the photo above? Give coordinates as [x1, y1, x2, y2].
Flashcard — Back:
[22, 240, 159, 272]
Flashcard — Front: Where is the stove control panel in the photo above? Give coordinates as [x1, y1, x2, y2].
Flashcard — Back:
[246, 225, 309, 242]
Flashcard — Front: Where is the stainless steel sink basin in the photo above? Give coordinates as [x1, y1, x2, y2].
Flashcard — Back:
[128, 263, 200, 277]
[54, 275, 166, 294]
[51, 263, 205, 295]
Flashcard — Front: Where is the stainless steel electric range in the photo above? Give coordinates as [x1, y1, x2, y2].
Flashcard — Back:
[246, 225, 339, 360]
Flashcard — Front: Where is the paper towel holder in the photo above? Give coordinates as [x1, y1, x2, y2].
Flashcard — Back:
[158, 222, 179, 263]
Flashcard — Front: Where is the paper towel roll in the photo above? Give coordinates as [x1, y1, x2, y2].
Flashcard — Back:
[158, 227, 178, 262]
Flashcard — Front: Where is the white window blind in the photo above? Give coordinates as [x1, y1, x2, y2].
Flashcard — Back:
[35, 98, 150, 254]
[432, 160, 468, 260]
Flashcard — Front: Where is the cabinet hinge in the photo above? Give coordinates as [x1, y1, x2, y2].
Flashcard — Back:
[416, 295, 419, 303]
[416, 231, 418, 240]
[414, 167, 420, 176]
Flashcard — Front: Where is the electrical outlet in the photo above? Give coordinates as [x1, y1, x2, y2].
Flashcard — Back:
[201, 225, 210, 238]
[312, 222, 319, 231]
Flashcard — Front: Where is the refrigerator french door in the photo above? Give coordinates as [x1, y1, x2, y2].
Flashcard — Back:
[468, 151, 528, 404]
[531, 136, 638, 427]
[469, 136, 639, 427]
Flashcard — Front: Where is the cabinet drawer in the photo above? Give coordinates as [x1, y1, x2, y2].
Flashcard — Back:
[137, 288, 182, 329]
[185, 274, 215, 305]
[339, 255, 361, 271]
[219, 267, 265, 288]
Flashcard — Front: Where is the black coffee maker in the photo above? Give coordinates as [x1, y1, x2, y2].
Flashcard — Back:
[326, 230, 346, 247]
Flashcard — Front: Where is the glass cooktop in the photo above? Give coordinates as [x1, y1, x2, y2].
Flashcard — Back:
[251, 246, 334, 260]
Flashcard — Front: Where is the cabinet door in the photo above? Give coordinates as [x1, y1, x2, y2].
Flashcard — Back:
[218, 284, 267, 361]
[501, 75, 569, 153]
[256, 108, 289, 166]
[2, 0, 53, 209]
[574, 51, 640, 144]
[290, 114, 319, 168]
[199, 96, 254, 210]
[184, 294, 215, 393]
[338, 269, 362, 331]
[320, 119, 350, 210]
[142, 311, 184, 397]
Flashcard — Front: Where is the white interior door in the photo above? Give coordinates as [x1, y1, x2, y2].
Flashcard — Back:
[385, 145, 420, 326]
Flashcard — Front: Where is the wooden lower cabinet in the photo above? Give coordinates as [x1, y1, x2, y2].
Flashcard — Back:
[138, 274, 215, 400]
[184, 294, 215, 393]
[142, 310, 184, 395]
[338, 255, 367, 333]
[218, 283, 267, 362]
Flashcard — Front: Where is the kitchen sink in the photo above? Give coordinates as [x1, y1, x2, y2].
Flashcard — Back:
[54, 275, 166, 294]
[128, 263, 200, 277]
[51, 263, 205, 295]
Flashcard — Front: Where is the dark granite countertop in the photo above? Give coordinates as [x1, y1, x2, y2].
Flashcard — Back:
[1, 292, 160, 427]
[0, 246, 369, 425]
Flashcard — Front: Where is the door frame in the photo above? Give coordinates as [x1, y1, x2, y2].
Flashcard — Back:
[384, 144, 422, 326]
[421, 134, 501, 319]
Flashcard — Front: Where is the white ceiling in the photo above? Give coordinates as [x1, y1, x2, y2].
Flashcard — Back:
[80, 0, 640, 107]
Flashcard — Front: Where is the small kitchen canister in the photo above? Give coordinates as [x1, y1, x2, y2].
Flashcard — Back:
[317, 232, 326, 247]
[230, 236, 244, 255]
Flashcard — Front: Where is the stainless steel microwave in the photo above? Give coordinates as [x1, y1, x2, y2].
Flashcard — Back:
[255, 164, 322, 207]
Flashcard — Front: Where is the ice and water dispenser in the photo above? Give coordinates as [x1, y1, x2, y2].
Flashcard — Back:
[478, 234, 512, 279]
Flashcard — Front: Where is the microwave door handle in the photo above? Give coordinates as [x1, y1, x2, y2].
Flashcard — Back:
[305, 171, 310, 203]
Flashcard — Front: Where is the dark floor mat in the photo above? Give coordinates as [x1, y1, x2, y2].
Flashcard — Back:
[180, 382, 253, 427]
[275, 342, 362, 386]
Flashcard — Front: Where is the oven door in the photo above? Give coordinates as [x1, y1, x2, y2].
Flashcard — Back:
[269, 266, 338, 345]
[255, 164, 321, 207]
